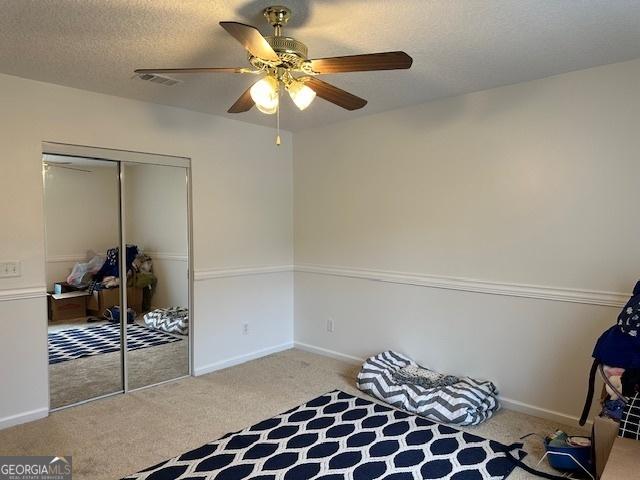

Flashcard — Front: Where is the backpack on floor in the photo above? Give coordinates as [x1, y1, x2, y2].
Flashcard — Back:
[103, 306, 136, 324]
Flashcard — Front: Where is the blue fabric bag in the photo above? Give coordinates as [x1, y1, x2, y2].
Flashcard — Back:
[579, 280, 640, 425]
[95, 245, 139, 280]
[104, 306, 136, 324]
[593, 280, 640, 369]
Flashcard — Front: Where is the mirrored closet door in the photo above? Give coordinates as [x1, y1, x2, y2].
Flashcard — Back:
[123, 162, 190, 390]
[44, 156, 124, 409]
[44, 147, 191, 410]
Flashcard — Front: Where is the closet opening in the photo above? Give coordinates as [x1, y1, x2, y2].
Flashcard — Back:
[42, 142, 193, 410]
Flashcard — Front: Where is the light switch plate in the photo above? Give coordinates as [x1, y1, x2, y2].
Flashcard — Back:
[0, 261, 21, 278]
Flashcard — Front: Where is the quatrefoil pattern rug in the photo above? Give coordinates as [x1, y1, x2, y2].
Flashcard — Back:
[123, 390, 523, 480]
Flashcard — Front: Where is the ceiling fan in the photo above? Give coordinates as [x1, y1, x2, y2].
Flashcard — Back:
[134, 5, 413, 142]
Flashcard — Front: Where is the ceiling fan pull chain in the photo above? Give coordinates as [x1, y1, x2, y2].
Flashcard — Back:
[276, 86, 281, 146]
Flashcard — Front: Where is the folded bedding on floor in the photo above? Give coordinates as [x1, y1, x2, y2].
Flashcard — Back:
[143, 307, 189, 335]
[356, 350, 500, 426]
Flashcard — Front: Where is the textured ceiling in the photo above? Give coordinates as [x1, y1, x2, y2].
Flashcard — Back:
[2, 0, 640, 131]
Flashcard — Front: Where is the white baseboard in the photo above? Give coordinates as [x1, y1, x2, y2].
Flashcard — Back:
[499, 396, 590, 427]
[294, 341, 364, 366]
[292, 341, 588, 427]
[193, 342, 294, 376]
[0, 407, 48, 430]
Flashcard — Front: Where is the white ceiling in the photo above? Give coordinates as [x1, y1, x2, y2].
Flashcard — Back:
[2, 0, 640, 131]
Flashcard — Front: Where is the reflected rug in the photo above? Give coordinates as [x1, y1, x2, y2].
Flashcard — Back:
[48, 323, 182, 365]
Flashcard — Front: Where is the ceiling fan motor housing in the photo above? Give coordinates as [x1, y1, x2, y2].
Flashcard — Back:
[248, 37, 308, 69]
[265, 36, 308, 61]
[248, 6, 309, 70]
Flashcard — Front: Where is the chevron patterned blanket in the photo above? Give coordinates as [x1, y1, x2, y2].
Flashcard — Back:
[143, 307, 189, 335]
[357, 351, 500, 426]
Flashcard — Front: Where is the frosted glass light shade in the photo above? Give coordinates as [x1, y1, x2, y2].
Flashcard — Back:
[250, 76, 279, 114]
[287, 80, 316, 110]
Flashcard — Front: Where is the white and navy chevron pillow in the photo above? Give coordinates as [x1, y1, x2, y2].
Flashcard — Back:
[144, 307, 189, 335]
[357, 351, 500, 426]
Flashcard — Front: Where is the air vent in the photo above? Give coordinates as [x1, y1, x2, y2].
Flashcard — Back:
[135, 73, 181, 86]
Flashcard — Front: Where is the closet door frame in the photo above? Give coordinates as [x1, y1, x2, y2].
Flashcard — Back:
[42, 141, 193, 402]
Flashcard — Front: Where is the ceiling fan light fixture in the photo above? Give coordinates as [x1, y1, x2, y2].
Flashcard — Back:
[250, 75, 279, 114]
[287, 80, 316, 111]
[135, 6, 414, 126]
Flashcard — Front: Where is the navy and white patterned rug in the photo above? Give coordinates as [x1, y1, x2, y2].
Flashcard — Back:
[122, 390, 524, 480]
[48, 323, 182, 365]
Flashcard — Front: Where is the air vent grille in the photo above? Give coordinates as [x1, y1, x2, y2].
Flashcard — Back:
[135, 73, 181, 86]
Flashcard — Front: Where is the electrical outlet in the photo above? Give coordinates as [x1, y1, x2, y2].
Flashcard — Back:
[0, 261, 20, 278]
[326, 318, 335, 333]
[242, 323, 249, 335]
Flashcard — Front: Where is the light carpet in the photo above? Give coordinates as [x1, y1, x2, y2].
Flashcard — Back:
[0, 349, 585, 479]
[49, 339, 189, 408]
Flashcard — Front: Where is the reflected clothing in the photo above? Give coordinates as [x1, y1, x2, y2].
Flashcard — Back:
[130, 272, 158, 312]
[95, 245, 139, 281]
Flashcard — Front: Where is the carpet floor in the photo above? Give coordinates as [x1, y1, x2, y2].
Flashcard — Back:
[49, 340, 189, 408]
[48, 319, 189, 408]
[0, 349, 586, 479]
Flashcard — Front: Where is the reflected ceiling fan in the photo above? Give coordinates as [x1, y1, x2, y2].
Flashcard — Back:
[134, 5, 413, 143]
[43, 160, 91, 173]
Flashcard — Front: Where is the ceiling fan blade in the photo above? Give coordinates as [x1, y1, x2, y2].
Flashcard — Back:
[45, 164, 92, 173]
[134, 67, 249, 75]
[219, 21, 280, 62]
[299, 77, 367, 110]
[308, 51, 413, 74]
[228, 84, 255, 113]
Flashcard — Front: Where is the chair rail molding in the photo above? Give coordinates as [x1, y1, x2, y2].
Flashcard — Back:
[194, 264, 294, 281]
[47, 252, 187, 263]
[294, 264, 628, 308]
[46, 254, 87, 263]
[144, 252, 188, 262]
[0, 286, 47, 302]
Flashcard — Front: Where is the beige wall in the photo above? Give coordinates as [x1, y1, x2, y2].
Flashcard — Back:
[3, 57, 639, 428]
[43, 161, 120, 290]
[293, 58, 640, 421]
[295, 59, 640, 292]
[0, 73, 293, 428]
[124, 163, 188, 308]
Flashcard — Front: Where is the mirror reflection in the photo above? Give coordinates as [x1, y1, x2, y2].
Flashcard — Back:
[44, 154, 190, 409]
[123, 163, 189, 390]
[44, 156, 123, 408]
